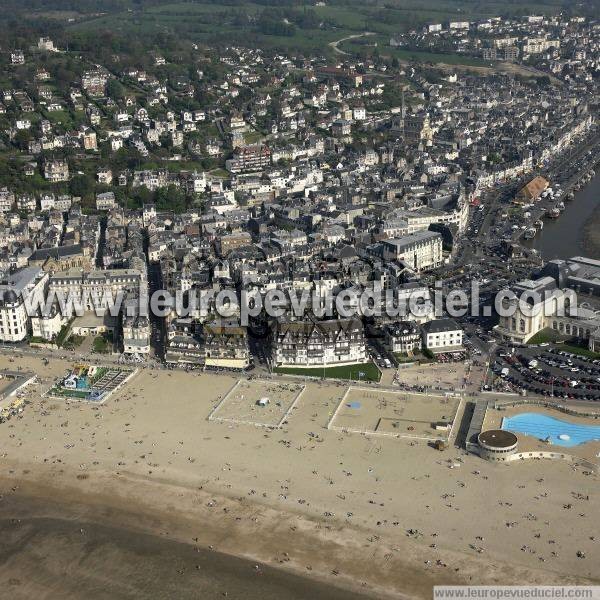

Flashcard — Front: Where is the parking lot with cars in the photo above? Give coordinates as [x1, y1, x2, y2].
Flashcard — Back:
[492, 345, 600, 401]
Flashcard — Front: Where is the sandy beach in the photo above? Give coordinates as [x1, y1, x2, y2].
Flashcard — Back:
[0, 354, 599, 598]
[0, 488, 373, 600]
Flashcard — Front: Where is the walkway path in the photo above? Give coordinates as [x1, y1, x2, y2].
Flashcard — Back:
[328, 32, 374, 56]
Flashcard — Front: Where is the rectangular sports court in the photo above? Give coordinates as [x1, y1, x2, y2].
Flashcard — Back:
[328, 386, 460, 440]
[207, 379, 305, 428]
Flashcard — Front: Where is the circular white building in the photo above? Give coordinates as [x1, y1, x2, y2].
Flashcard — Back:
[477, 429, 518, 461]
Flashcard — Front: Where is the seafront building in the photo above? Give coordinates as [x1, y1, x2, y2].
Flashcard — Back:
[0, 267, 47, 342]
[271, 318, 367, 368]
[421, 319, 464, 352]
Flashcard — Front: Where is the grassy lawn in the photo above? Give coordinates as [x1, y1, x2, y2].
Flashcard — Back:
[92, 335, 111, 354]
[340, 35, 488, 66]
[274, 361, 380, 382]
[394, 352, 433, 364]
[63, 335, 85, 350]
[29, 336, 52, 345]
[48, 387, 90, 399]
[55, 319, 74, 348]
[527, 328, 564, 345]
[368, 43, 490, 67]
[313, 5, 369, 30]
[526, 331, 599, 358]
[559, 344, 600, 360]
[243, 130, 263, 145]
[44, 108, 70, 121]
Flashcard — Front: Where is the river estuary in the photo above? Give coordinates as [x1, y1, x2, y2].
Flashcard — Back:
[526, 172, 600, 260]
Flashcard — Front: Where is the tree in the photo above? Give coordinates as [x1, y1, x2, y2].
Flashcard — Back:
[106, 78, 125, 102]
[14, 129, 32, 152]
[536, 75, 551, 87]
[155, 185, 187, 213]
[257, 11, 296, 37]
[69, 172, 94, 199]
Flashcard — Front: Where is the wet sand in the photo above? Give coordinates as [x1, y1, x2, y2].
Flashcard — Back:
[0, 491, 369, 600]
[582, 206, 600, 259]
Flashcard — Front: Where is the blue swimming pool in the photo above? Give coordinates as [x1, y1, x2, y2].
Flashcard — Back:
[502, 413, 600, 447]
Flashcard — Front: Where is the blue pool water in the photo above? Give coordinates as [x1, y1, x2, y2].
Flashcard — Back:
[502, 413, 600, 447]
[76, 375, 90, 390]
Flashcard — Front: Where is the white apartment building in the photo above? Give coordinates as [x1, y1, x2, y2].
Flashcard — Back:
[132, 169, 169, 191]
[31, 304, 66, 341]
[421, 319, 463, 351]
[449, 21, 470, 30]
[353, 106, 367, 120]
[122, 313, 150, 354]
[96, 191, 116, 210]
[0, 188, 15, 213]
[97, 168, 113, 185]
[380, 231, 443, 272]
[395, 284, 435, 324]
[40, 193, 56, 211]
[44, 160, 69, 182]
[17, 195, 36, 212]
[0, 267, 48, 342]
[11, 51, 25, 65]
[182, 170, 207, 194]
[55, 195, 73, 212]
[393, 202, 469, 234]
[48, 268, 143, 315]
[38, 37, 57, 52]
[523, 37, 560, 55]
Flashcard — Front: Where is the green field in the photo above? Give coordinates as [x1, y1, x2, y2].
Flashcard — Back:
[386, 47, 489, 67]
[274, 361, 381, 382]
[70, 2, 351, 52]
[64, 0, 572, 57]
